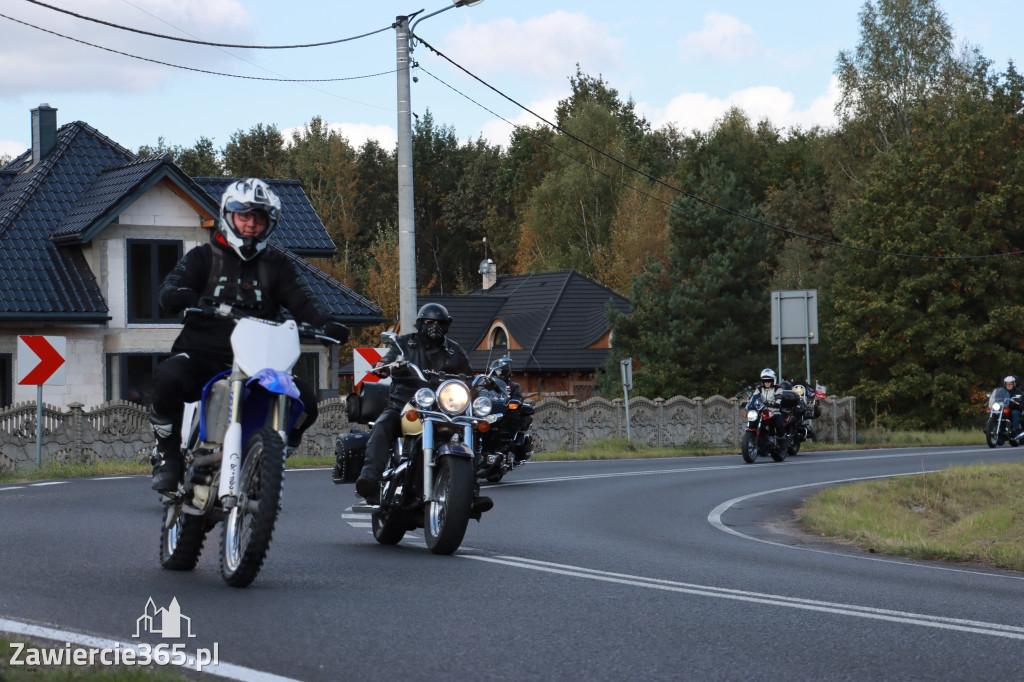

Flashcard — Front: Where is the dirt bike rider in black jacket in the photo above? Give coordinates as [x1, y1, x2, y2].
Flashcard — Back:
[355, 303, 475, 505]
[148, 178, 349, 492]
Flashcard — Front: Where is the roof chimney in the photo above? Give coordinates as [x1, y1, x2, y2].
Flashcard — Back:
[32, 104, 58, 164]
[480, 258, 497, 290]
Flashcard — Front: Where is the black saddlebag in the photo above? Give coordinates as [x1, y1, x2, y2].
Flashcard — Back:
[332, 430, 369, 484]
[345, 380, 390, 425]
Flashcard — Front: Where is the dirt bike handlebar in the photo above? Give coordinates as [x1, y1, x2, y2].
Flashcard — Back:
[185, 299, 346, 345]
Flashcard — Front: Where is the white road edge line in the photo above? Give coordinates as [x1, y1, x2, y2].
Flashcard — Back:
[461, 555, 1024, 640]
[0, 617, 300, 682]
[707, 472, 1024, 582]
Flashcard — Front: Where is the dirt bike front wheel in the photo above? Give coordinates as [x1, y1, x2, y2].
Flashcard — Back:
[220, 427, 286, 587]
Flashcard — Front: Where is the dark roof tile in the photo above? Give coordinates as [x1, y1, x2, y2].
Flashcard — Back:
[420, 271, 630, 373]
[0, 117, 379, 325]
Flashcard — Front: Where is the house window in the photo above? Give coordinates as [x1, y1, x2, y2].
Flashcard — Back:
[107, 353, 171, 405]
[294, 352, 320, 396]
[0, 353, 11, 408]
[127, 240, 182, 323]
[490, 327, 508, 350]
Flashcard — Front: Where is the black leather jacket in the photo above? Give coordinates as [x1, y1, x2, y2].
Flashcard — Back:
[382, 331, 473, 410]
[160, 236, 332, 363]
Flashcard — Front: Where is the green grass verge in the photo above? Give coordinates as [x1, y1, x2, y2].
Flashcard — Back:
[798, 461, 1024, 572]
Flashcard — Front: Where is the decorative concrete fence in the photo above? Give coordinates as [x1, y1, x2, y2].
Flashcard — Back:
[0, 395, 856, 470]
[526, 395, 856, 453]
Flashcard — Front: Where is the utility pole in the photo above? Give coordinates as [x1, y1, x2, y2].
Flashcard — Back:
[395, 14, 417, 334]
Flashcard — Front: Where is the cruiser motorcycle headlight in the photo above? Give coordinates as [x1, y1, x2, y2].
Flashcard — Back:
[991, 402, 1003, 412]
[746, 409, 759, 421]
[437, 380, 470, 415]
[414, 388, 436, 409]
[473, 396, 493, 417]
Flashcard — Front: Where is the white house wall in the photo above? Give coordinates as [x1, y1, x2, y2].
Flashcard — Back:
[13, 183, 209, 409]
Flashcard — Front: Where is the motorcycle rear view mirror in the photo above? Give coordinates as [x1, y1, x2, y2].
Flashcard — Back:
[381, 331, 399, 345]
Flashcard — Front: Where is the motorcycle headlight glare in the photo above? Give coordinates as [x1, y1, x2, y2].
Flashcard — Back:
[437, 380, 470, 415]
[473, 396, 493, 416]
[414, 388, 435, 409]
[992, 402, 1003, 411]
[746, 409, 758, 421]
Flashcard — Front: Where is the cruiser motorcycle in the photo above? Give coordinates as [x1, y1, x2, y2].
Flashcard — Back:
[785, 384, 820, 456]
[350, 332, 492, 554]
[158, 301, 345, 587]
[472, 358, 534, 483]
[740, 389, 800, 464]
[985, 387, 1022, 448]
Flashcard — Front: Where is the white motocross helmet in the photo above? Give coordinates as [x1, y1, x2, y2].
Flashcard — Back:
[218, 178, 281, 261]
[759, 368, 777, 386]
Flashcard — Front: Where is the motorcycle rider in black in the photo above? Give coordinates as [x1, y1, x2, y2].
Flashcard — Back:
[149, 178, 349, 492]
[355, 303, 473, 504]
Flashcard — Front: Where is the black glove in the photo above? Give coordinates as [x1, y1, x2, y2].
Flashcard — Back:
[162, 287, 198, 313]
[323, 320, 349, 344]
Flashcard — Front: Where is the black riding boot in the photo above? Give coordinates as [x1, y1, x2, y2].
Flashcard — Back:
[150, 412, 183, 493]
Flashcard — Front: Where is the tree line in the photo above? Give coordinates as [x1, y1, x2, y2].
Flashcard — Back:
[136, 0, 1024, 429]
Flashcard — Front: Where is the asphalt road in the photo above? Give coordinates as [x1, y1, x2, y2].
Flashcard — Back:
[2, 445, 1024, 681]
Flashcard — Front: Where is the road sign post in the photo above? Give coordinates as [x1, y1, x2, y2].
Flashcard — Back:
[17, 335, 67, 467]
[620, 358, 633, 442]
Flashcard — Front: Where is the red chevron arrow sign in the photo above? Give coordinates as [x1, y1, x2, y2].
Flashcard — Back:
[17, 335, 67, 386]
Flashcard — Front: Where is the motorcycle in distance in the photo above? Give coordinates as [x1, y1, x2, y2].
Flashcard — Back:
[158, 300, 346, 587]
[985, 386, 1022, 448]
[350, 332, 492, 555]
[740, 388, 801, 464]
[785, 384, 820, 457]
[471, 357, 535, 483]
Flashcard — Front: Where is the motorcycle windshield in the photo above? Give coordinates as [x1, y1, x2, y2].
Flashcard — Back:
[747, 393, 765, 411]
[990, 387, 1010, 409]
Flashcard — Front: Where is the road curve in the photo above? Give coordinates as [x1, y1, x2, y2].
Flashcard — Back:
[2, 445, 1023, 680]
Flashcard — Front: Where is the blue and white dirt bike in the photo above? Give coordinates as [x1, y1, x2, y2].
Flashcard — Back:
[158, 300, 345, 587]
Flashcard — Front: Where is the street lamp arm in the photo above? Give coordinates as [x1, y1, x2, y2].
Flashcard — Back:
[410, 5, 451, 35]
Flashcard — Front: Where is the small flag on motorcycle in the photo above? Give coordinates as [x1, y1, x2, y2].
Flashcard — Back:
[815, 383, 827, 400]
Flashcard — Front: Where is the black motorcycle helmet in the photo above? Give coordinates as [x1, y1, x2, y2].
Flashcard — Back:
[495, 358, 512, 382]
[415, 303, 452, 345]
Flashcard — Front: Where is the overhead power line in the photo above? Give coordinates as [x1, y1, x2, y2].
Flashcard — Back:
[0, 12, 395, 83]
[23, 0, 391, 48]
[413, 32, 1024, 262]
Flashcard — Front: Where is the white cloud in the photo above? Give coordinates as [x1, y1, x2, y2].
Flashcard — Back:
[478, 97, 560, 148]
[443, 11, 625, 84]
[652, 76, 840, 134]
[0, 0, 254, 95]
[281, 122, 396, 151]
[680, 12, 760, 62]
[0, 139, 26, 159]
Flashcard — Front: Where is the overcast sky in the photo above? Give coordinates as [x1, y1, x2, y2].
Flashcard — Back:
[2, 1, 1023, 160]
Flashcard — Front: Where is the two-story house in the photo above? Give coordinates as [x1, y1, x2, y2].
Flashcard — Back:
[0, 105, 382, 410]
